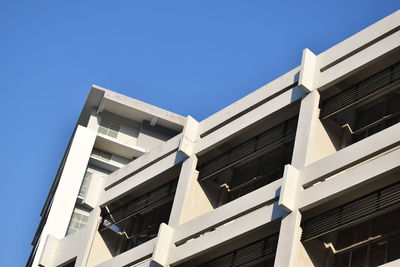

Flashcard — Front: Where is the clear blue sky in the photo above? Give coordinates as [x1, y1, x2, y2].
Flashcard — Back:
[0, 1, 398, 266]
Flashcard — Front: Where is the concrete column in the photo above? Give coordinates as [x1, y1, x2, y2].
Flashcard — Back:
[299, 48, 319, 92]
[291, 90, 335, 169]
[178, 116, 199, 157]
[291, 90, 320, 169]
[38, 235, 59, 267]
[82, 173, 104, 209]
[77, 207, 105, 267]
[152, 223, 174, 266]
[168, 156, 213, 227]
[274, 210, 313, 267]
[33, 126, 96, 267]
[278, 165, 301, 212]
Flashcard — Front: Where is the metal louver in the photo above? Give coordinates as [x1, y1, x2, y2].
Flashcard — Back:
[198, 117, 298, 181]
[200, 234, 278, 267]
[301, 181, 400, 242]
[320, 62, 400, 119]
[100, 179, 177, 231]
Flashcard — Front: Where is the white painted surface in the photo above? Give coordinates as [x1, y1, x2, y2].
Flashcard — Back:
[33, 126, 96, 267]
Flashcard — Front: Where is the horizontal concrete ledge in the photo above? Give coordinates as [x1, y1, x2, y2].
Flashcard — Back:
[173, 178, 282, 244]
[102, 87, 186, 130]
[100, 151, 185, 206]
[301, 123, 400, 188]
[94, 238, 155, 267]
[169, 202, 285, 265]
[95, 133, 146, 159]
[316, 29, 400, 91]
[104, 133, 182, 190]
[318, 10, 400, 71]
[195, 87, 305, 155]
[378, 258, 400, 267]
[199, 67, 300, 137]
[299, 147, 400, 211]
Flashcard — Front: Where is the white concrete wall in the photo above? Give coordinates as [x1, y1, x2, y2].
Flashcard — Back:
[33, 126, 96, 267]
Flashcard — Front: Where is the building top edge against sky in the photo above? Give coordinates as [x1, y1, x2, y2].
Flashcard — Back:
[29, 8, 400, 267]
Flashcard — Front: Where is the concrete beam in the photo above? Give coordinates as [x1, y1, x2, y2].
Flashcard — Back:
[170, 203, 286, 265]
[100, 151, 186, 206]
[316, 30, 400, 91]
[298, 147, 400, 211]
[94, 239, 155, 267]
[196, 87, 306, 155]
[301, 123, 400, 188]
[104, 133, 182, 190]
[173, 178, 282, 244]
[198, 67, 300, 136]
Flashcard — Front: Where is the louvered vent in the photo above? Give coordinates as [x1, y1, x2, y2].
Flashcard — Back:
[200, 234, 278, 267]
[100, 179, 177, 231]
[301, 181, 400, 242]
[198, 117, 298, 181]
[320, 62, 400, 119]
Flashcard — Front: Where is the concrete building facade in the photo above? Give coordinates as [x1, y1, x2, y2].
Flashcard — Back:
[28, 10, 400, 267]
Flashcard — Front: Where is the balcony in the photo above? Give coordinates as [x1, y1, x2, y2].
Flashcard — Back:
[197, 116, 297, 208]
[301, 181, 400, 267]
[98, 179, 178, 257]
[319, 61, 400, 151]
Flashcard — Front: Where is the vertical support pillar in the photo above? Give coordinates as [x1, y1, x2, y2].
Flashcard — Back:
[291, 90, 321, 169]
[79, 207, 107, 267]
[278, 165, 300, 212]
[299, 48, 318, 92]
[152, 223, 174, 267]
[274, 211, 313, 267]
[170, 114, 212, 226]
[178, 116, 199, 157]
[168, 155, 213, 227]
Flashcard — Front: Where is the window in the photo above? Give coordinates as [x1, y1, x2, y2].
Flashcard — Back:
[91, 149, 112, 162]
[198, 117, 297, 207]
[302, 181, 400, 267]
[305, 208, 400, 267]
[78, 171, 92, 198]
[66, 208, 89, 235]
[99, 179, 178, 256]
[319, 62, 400, 150]
[98, 118, 120, 138]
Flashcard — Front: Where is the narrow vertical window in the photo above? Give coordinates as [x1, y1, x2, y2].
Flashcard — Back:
[78, 171, 92, 198]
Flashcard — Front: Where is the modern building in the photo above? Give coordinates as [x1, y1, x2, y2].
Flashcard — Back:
[28, 10, 400, 267]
